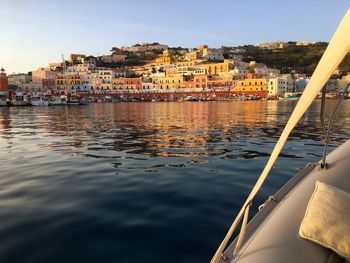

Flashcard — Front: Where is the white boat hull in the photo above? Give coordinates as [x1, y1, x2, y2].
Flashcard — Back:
[32, 100, 49, 106]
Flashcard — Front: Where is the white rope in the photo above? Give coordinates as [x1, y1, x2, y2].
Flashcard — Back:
[211, 8, 350, 263]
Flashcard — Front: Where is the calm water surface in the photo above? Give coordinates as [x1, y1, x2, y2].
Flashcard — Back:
[0, 101, 349, 263]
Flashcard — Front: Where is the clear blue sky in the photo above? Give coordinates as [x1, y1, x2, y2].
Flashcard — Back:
[0, 0, 349, 73]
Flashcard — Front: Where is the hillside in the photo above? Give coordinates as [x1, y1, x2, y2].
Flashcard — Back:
[238, 42, 350, 76]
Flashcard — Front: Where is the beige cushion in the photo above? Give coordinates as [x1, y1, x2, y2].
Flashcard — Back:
[299, 181, 350, 261]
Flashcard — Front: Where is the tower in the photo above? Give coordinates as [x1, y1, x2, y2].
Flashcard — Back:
[0, 67, 9, 92]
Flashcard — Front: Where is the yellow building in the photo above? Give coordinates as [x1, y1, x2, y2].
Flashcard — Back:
[199, 60, 230, 75]
[155, 49, 175, 65]
[185, 51, 202, 61]
[198, 45, 208, 53]
[165, 67, 178, 76]
[157, 75, 183, 90]
[55, 74, 83, 93]
[55, 74, 83, 86]
[232, 78, 267, 93]
[177, 61, 195, 67]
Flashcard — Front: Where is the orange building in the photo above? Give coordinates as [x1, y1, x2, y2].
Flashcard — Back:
[0, 68, 9, 92]
[123, 78, 142, 90]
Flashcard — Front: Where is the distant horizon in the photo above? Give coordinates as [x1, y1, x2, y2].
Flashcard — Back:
[1, 0, 349, 73]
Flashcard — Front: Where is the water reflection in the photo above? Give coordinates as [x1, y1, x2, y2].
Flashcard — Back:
[1, 101, 349, 168]
[0, 101, 349, 263]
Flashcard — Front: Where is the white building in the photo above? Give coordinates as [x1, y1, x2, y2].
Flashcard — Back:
[97, 69, 114, 92]
[141, 82, 159, 92]
[267, 75, 296, 98]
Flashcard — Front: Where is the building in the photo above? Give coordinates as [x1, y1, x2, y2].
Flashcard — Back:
[232, 74, 267, 97]
[42, 79, 55, 90]
[207, 74, 232, 89]
[123, 78, 142, 91]
[165, 67, 178, 77]
[256, 41, 286, 49]
[155, 49, 176, 65]
[198, 45, 208, 53]
[96, 69, 114, 91]
[82, 56, 97, 69]
[157, 75, 183, 90]
[203, 48, 224, 61]
[122, 43, 168, 53]
[55, 74, 83, 94]
[177, 61, 196, 67]
[32, 68, 57, 83]
[267, 75, 296, 98]
[193, 74, 207, 89]
[49, 62, 63, 70]
[185, 51, 202, 61]
[0, 68, 8, 92]
[296, 41, 315, 46]
[68, 54, 86, 63]
[141, 82, 158, 92]
[296, 78, 309, 93]
[199, 61, 230, 75]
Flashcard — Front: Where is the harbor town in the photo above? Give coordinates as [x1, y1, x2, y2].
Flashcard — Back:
[1, 42, 350, 106]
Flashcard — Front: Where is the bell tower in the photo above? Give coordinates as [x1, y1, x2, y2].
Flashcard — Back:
[0, 67, 9, 92]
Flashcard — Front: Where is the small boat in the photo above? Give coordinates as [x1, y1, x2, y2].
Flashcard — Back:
[184, 96, 199, 102]
[286, 93, 298, 99]
[49, 95, 67, 106]
[11, 93, 31, 106]
[67, 95, 79, 105]
[0, 92, 10, 106]
[211, 8, 350, 263]
[78, 97, 88, 105]
[32, 94, 49, 106]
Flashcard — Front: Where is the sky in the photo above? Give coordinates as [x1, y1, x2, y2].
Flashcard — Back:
[0, 0, 349, 73]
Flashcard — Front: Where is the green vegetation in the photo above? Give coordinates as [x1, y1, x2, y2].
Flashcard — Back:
[239, 42, 350, 76]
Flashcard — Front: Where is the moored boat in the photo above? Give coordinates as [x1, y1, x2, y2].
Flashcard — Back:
[11, 93, 31, 106]
[67, 95, 79, 105]
[31, 93, 49, 106]
[78, 97, 88, 105]
[0, 92, 10, 106]
[49, 95, 67, 106]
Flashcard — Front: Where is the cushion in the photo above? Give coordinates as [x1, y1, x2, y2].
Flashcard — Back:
[299, 181, 350, 261]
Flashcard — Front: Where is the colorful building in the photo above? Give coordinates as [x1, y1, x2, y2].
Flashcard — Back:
[185, 51, 202, 61]
[32, 68, 58, 83]
[177, 61, 196, 67]
[123, 78, 142, 91]
[155, 49, 176, 65]
[231, 74, 268, 97]
[199, 61, 230, 75]
[157, 75, 183, 90]
[55, 74, 83, 94]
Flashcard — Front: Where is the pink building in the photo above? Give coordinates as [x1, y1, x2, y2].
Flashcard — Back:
[32, 68, 58, 83]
